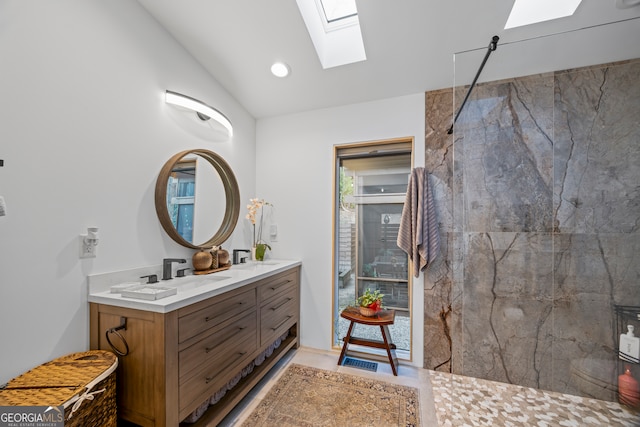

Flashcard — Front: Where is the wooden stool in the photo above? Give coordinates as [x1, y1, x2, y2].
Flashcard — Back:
[338, 306, 399, 375]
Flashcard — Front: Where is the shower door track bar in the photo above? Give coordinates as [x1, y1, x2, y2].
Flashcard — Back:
[447, 35, 499, 135]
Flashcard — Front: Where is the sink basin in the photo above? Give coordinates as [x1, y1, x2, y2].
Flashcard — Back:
[171, 275, 231, 291]
[232, 261, 279, 270]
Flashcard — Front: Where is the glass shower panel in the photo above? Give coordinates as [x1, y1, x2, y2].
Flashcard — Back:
[447, 22, 640, 404]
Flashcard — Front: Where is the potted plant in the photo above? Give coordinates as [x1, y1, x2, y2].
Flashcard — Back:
[356, 288, 384, 316]
[246, 198, 272, 261]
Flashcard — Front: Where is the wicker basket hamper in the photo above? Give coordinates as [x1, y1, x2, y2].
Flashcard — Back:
[0, 350, 118, 427]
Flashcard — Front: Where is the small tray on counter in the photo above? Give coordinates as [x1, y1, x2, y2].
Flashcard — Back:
[193, 263, 231, 275]
[121, 285, 177, 300]
[110, 282, 141, 293]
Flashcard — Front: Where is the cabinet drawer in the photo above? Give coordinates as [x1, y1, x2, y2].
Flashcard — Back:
[258, 270, 298, 304]
[260, 293, 297, 346]
[179, 288, 256, 343]
[179, 310, 256, 382]
[179, 330, 256, 413]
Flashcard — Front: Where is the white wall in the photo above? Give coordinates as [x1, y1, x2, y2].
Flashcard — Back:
[0, 0, 256, 384]
[255, 94, 426, 365]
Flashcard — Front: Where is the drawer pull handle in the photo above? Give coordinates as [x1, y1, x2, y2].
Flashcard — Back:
[205, 302, 244, 322]
[271, 315, 293, 331]
[270, 279, 293, 291]
[204, 326, 249, 353]
[271, 298, 292, 311]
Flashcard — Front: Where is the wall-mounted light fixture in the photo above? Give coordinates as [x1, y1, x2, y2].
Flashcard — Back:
[165, 90, 233, 137]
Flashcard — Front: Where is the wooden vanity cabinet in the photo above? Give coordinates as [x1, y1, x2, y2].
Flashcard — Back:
[89, 266, 300, 427]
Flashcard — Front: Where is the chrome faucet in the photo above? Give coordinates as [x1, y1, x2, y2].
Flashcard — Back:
[232, 249, 250, 264]
[162, 258, 186, 280]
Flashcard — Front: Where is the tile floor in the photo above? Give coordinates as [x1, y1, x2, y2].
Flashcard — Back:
[220, 347, 640, 427]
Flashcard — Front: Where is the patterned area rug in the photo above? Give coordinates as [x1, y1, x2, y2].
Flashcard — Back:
[429, 370, 640, 427]
[242, 364, 420, 426]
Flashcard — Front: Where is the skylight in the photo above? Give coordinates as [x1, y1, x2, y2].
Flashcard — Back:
[319, 0, 357, 24]
[296, 0, 366, 69]
[504, 0, 583, 29]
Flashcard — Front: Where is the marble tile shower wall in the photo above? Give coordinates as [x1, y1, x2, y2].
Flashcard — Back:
[424, 58, 640, 402]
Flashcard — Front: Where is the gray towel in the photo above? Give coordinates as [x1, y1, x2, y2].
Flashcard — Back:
[397, 167, 440, 278]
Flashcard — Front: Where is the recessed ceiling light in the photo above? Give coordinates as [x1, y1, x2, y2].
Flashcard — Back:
[271, 62, 290, 78]
[505, 0, 582, 29]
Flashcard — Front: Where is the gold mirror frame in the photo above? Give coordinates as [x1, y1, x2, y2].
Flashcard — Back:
[155, 149, 240, 249]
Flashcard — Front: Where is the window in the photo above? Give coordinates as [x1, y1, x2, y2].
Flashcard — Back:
[333, 139, 413, 357]
[296, 0, 366, 69]
[504, 0, 582, 29]
[167, 159, 196, 242]
[317, 0, 357, 26]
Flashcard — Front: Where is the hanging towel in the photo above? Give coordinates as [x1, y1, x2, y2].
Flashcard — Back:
[397, 167, 441, 278]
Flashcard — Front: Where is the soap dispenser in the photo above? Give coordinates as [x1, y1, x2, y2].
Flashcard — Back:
[620, 325, 640, 363]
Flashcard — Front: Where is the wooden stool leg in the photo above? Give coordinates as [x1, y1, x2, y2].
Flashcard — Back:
[380, 325, 398, 375]
[338, 321, 355, 366]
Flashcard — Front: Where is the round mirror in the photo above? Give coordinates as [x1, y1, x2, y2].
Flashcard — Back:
[155, 149, 240, 249]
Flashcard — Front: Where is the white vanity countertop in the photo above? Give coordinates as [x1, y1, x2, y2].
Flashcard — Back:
[88, 259, 301, 313]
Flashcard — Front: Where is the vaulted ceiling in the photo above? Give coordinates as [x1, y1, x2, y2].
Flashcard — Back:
[137, 0, 640, 118]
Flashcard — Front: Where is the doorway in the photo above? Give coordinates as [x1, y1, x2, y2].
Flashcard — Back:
[333, 139, 413, 358]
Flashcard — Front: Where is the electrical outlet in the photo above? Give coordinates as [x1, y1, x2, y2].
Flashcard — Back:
[270, 224, 278, 242]
[80, 235, 97, 258]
